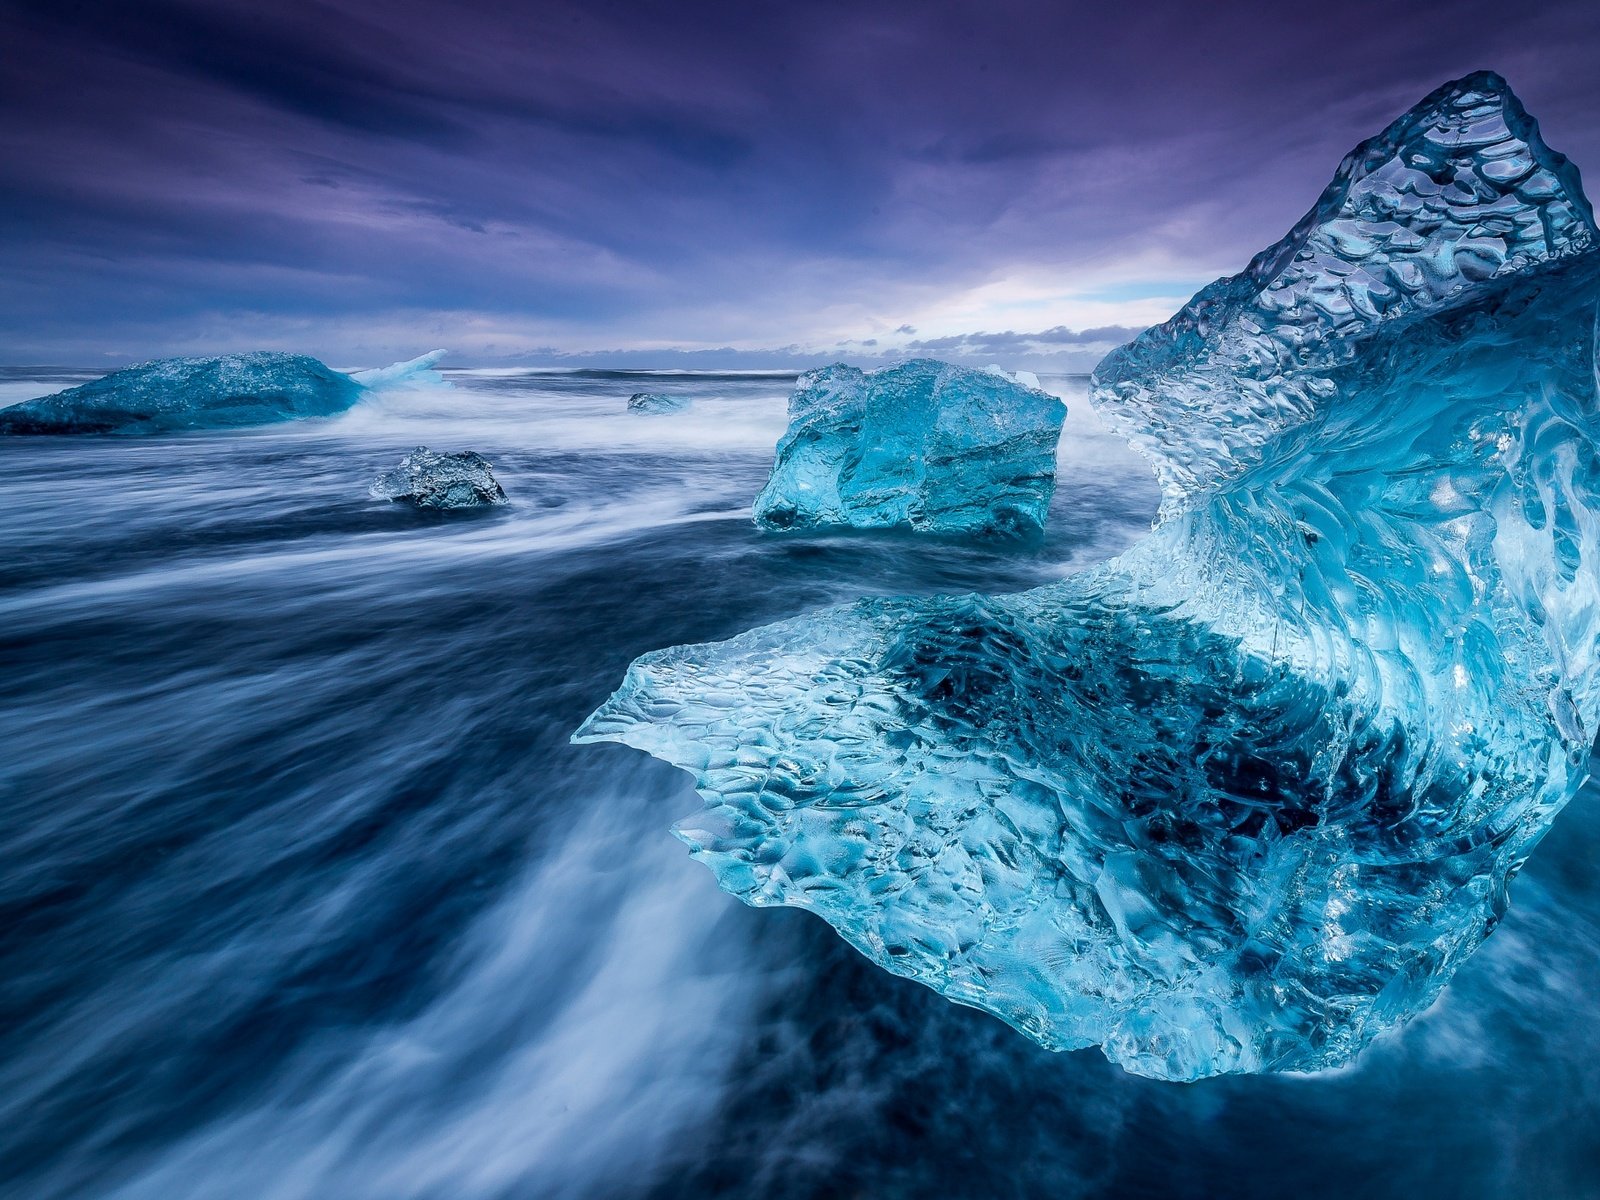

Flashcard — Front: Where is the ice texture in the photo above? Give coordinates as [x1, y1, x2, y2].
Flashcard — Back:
[575, 73, 1600, 1080]
[1095, 71, 1595, 512]
[0, 350, 446, 436]
[628, 392, 692, 414]
[751, 359, 1067, 538]
[371, 447, 507, 510]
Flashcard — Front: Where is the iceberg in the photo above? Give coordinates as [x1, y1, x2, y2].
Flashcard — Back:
[0, 350, 446, 436]
[575, 72, 1600, 1081]
[371, 447, 507, 510]
[628, 392, 693, 414]
[751, 359, 1067, 538]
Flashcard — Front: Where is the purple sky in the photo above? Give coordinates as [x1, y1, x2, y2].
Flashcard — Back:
[2, 0, 1597, 368]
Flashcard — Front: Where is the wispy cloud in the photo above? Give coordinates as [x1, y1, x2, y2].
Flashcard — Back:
[0, 0, 1596, 363]
[906, 325, 1140, 353]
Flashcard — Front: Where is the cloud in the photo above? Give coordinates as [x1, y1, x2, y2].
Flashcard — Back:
[905, 325, 1142, 354]
[0, 0, 1596, 362]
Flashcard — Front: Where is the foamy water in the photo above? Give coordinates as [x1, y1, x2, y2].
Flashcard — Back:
[2, 367, 1596, 1198]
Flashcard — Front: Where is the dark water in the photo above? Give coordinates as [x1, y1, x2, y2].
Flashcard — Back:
[1, 369, 1597, 1199]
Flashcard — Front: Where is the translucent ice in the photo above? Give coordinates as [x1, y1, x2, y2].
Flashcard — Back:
[1094, 73, 1595, 511]
[751, 359, 1067, 538]
[0, 350, 445, 436]
[350, 349, 450, 391]
[577, 74, 1600, 1081]
[988, 364, 1043, 392]
[371, 447, 507, 510]
[628, 392, 693, 414]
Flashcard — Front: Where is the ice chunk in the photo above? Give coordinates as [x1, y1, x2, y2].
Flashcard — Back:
[351, 349, 450, 390]
[576, 74, 1600, 1080]
[752, 359, 1067, 538]
[986, 363, 1044, 392]
[627, 392, 692, 414]
[0, 352, 364, 435]
[0, 350, 450, 436]
[370, 447, 507, 510]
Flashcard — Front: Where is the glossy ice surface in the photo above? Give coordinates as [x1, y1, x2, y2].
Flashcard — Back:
[752, 359, 1067, 539]
[577, 73, 1600, 1080]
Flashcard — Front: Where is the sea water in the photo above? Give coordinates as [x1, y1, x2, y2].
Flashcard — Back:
[2, 368, 1596, 1198]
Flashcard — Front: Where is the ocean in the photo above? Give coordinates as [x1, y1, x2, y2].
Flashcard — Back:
[2, 367, 1597, 1199]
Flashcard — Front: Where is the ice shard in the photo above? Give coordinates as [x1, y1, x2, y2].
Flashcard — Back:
[0, 350, 446, 436]
[575, 73, 1600, 1079]
[751, 359, 1067, 538]
[628, 392, 693, 414]
[350, 349, 449, 391]
[371, 447, 508, 510]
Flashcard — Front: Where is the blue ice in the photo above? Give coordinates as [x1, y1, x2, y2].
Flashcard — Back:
[0, 349, 447, 436]
[752, 359, 1067, 539]
[580, 73, 1600, 1080]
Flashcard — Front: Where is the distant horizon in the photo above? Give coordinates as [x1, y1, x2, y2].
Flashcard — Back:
[0, 318, 1145, 375]
[0, 345, 1116, 375]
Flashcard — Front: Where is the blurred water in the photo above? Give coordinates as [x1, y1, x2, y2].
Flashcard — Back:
[0, 368, 1595, 1199]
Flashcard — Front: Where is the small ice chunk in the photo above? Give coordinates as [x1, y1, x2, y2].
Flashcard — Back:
[351, 349, 450, 390]
[370, 447, 508, 510]
[627, 392, 692, 414]
[985, 364, 1044, 392]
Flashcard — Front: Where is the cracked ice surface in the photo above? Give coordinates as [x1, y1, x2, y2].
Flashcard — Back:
[576, 73, 1600, 1079]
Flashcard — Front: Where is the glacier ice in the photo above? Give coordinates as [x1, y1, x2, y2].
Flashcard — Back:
[1093, 75, 1596, 511]
[350, 349, 450, 391]
[575, 72, 1600, 1080]
[988, 364, 1044, 392]
[751, 359, 1067, 539]
[628, 392, 693, 414]
[0, 350, 445, 436]
[371, 447, 507, 510]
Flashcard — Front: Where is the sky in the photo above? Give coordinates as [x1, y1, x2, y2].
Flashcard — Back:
[1, 0, 1598, 369]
